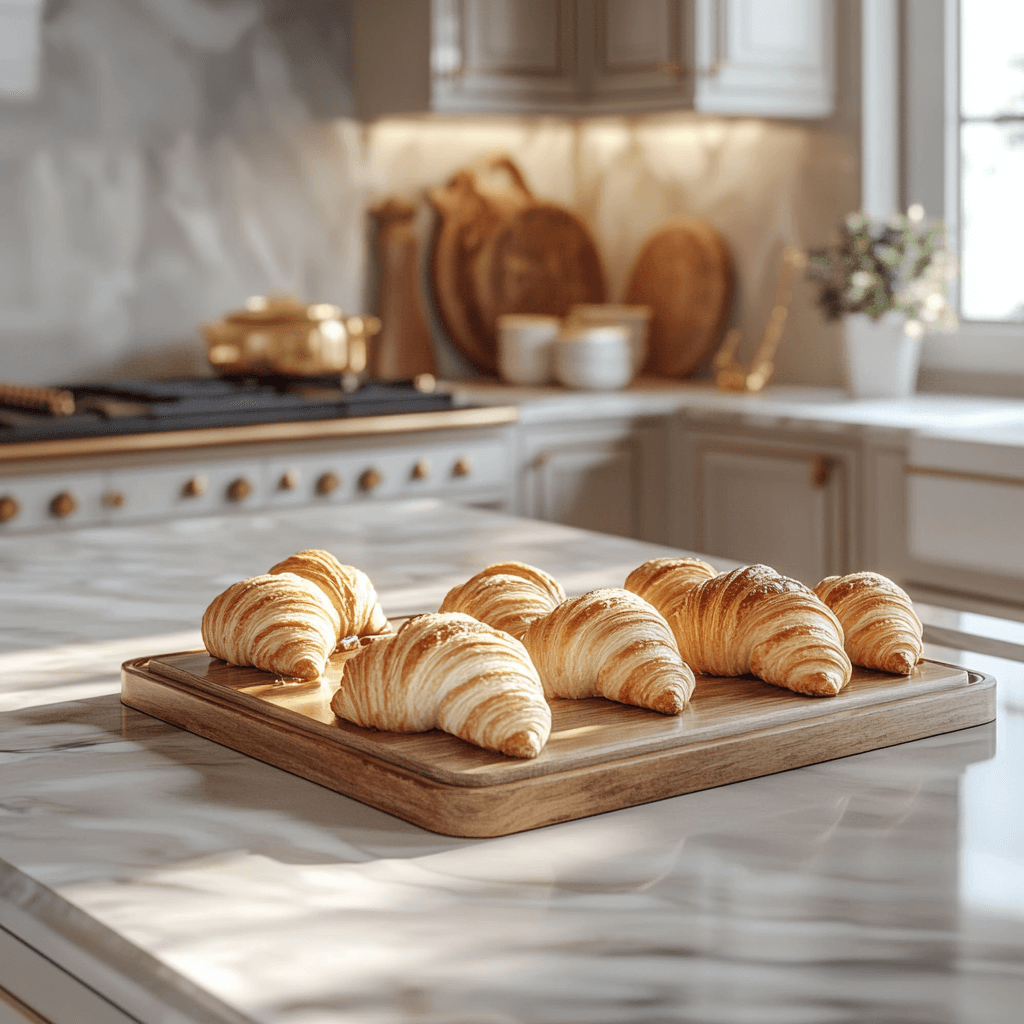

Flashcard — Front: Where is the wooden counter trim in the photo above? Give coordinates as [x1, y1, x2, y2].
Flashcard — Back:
[906, 464, 1024, 489]
[0, 406, 519, 465]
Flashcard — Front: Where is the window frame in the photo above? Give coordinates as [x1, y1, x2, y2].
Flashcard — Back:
[898, 0, 1024, 391]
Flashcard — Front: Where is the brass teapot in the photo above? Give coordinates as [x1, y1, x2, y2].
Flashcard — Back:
[202, 295, 382, 379]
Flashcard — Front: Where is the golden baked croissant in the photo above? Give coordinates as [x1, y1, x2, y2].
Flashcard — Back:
[813, 572, 923, 674]
[268, 549, 390, 639]
[202, 572, 342, 680]
[521, 588, 695, 714]
[438, 561, 566, 640]
[625, 559, 852, 697]
[332, 612, 551, 758]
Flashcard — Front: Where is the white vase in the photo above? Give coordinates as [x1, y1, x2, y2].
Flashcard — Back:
[842, 311, 922, 399]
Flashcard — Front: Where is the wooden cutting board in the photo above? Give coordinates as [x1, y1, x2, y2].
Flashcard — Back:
[624, 218, 734, 378]
[121, 641, 994, 838]
[427, 156, 605, 375]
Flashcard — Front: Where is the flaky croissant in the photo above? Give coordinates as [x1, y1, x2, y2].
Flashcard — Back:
[332, 612, 552, 758]
[813, 572, 923, 674]
[268, 549, 390, 639]
[625, 559, 852, 697]
[202, 572, 341, 680]
[521, 588, 695, 714]
[438, 561, 566, 640]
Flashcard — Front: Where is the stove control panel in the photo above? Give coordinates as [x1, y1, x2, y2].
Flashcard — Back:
[0, 427, 514, 533]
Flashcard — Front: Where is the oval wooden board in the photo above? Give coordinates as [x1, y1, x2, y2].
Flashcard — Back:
[624, 218, 734, 378]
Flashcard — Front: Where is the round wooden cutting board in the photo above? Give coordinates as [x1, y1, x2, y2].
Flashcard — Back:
[479, 204, 606, 332]
[623, 218, 734, 378]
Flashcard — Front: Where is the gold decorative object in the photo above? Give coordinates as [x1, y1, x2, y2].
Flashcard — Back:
[714, 247, 807, 393]
[202, 295, 382, 379]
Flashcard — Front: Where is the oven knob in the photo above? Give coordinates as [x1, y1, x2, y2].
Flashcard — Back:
[316, 472, 340, 496]
[183, 475, 207, 498]
[411, 459, 431, 481]
[226, 477, 253, 502]
[50, 491, 77, 519]
[359, 468, 383, 493]
[452, 456, 472, 478]
[279, 470, 299, 491]
[0, 496, 19, 522]
[102, 491, 125, 509]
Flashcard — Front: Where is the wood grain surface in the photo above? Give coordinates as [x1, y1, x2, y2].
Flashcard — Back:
[427, 157, 605, 375]
[121, 643, 994, 837]
[624, 218, 734, 378]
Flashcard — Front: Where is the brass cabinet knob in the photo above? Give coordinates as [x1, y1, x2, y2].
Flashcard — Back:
[316, 472, 340, 496]
[359, 468, 383, 492]
[183, 475, 207, 498]
[102, 491, 125, 509]
[810, 455, 832, 488]
[50, 491, 77, 518]
[411, 459, 431, 481]
[452, 456, 472, 478]
[278, 470, 299, 492]
[0, 495, 19, 522]
[226, 477, 253, 502]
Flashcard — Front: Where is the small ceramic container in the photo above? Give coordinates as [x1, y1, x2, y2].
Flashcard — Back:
[565, 303, 652, 374]
[553, 324, 634, 391]
[497, 314, 561, 386]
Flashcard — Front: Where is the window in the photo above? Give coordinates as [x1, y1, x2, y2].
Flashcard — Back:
[896, 0, 1024, 387]
[958, 0, 1024, 323]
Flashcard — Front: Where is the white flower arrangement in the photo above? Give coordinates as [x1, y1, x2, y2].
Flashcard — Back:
[807, 206, 958, 338]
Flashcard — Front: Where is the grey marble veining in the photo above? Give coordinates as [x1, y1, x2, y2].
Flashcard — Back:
[1, 502, 1024, 1023]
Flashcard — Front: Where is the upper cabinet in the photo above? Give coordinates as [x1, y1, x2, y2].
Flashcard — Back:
[429, 0, 833, 118]
[693, 0, 834, 118]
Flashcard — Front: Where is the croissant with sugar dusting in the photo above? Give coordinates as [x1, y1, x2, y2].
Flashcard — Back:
[439, 561, 566, 639]
[332, 612, 551, 758]
[813, 572, 923, 674]
[521, 588, 695, 714]
[625, 558, 852, 697]
[202, 572, 341, 680]
[269, 549, 391, 639]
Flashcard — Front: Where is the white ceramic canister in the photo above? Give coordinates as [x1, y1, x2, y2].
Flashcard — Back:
[553, 324, 634, 391]
[496, 314, 561, 386]
[564, 303, 652, 374]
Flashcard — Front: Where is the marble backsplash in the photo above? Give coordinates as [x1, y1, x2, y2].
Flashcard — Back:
[0, 0, 858, 388]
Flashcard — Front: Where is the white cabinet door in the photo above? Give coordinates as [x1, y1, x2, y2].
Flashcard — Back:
[693, 0, 833, 117]
[432, 0, 580, 113]
[430, 0, 833, 117]
[587, 0, 694, 111]
[679, 431, 853, 586]
[519, 419, 671, 543]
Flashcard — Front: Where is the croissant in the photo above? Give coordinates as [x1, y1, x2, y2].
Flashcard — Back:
[201, 572, 342, 680]
[521, 588, 695, 714]
[438, 561, 566, 640]
[268, 549, 390, 639]
[625, 559, 852, 697]
[332, 612, 551, 758]
[813, 572, 923, 674]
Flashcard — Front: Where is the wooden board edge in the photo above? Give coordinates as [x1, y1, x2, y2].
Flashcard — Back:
[121, 661, 997, 839]
[134, 655, 977, 789]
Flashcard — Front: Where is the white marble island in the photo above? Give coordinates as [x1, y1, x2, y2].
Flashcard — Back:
[2, 502, 1024, 1024]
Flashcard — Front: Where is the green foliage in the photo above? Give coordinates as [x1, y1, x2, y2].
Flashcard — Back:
[806, 210, 958, 335]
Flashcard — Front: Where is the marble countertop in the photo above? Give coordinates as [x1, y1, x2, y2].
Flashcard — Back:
[451, 379, 1024, 435]
[2, 502, 1024, 1023]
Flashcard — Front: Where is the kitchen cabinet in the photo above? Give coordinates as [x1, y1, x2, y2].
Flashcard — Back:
[516, 417, 672, 543]
[429, 0, 834, 118]
[674, 421, 858, 585]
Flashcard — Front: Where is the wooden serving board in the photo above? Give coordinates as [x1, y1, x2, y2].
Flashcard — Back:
[121, 646, 994, 838]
